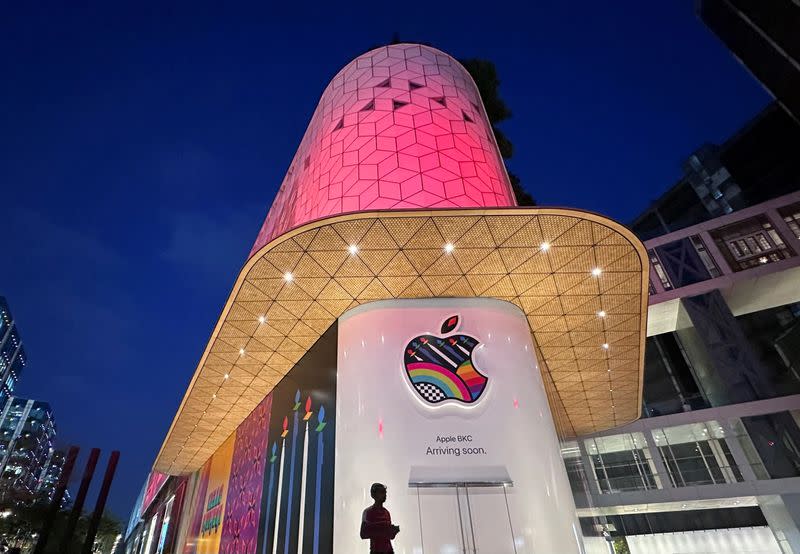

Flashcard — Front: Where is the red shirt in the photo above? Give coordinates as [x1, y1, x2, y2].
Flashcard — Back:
[360, 505, 395, 553]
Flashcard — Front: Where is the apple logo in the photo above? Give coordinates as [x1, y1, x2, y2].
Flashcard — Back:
[404, 315, 488, 405]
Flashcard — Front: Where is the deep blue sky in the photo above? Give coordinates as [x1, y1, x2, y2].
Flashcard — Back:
[0, 2, 769, 519]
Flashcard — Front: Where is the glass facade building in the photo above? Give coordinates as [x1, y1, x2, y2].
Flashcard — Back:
[573, 186, 800, 551]
[0, 297, 67, 506]
[0, 397, 59, 503]
[0, 297, 25, 408]
[698, 0, 800, 124]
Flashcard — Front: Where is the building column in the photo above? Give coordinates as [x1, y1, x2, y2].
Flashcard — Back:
[577, 438, 603, 498]
[698, 230, 734, 275]
[722, 418, 759, 482]
[759, 494, 800, 554]
[678, 291, 775, 404]
[641, 430, 673, 490]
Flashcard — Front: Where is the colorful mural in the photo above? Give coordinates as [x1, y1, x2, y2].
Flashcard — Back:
[182, 461, 210, 554]
[141, 471, 169, 517]
[404, 314, 488, 404]
[175, 326, 337, 554]
[182, 434, 235, 554]
[197, 434, 235, 554]
[259, 391, 333, 554]
[257, 325, 337, 554]
[220, 395, 272, 554]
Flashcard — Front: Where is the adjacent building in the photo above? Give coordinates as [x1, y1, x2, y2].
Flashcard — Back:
[698, 0, 800, 124]
[38, 449, 70, 505]
[631, 102, 800, 241]
[568, 90, 800, 551]
[0, 297, 26, 408]
[0, 397, 60, 503]
[0, 298, 69, 507]
[573, 189, 800, 553]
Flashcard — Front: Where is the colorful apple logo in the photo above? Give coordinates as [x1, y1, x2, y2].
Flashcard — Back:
[404, 315, 488, 405]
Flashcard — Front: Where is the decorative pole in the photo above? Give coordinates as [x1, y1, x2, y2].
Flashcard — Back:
[284, 390, 302, 554]
[312, 406, 327, 554]
[272, 417, 289, 554]
[297, 397, 313, 554]
[260, 442, 278, 554]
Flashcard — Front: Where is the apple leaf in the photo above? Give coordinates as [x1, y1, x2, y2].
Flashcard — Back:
[441, 315, 459, 334]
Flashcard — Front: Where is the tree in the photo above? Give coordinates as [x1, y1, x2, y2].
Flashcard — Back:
[459, 58, 536, 206]
[0, 499, 122, 554]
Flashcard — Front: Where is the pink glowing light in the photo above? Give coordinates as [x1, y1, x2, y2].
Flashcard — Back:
[249, 44, 516, 257]
[378, 418, 384, 439]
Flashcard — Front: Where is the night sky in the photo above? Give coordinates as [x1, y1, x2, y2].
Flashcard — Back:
[1, 2, 769, 519]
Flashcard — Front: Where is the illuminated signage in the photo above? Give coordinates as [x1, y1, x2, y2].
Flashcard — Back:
[404, 315, 488, 405]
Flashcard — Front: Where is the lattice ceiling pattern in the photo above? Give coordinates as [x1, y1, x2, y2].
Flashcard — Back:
[249, 44, 515, 256]
[156, 209, 649, 475]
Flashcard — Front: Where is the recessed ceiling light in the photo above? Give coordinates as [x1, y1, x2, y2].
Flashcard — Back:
[348, 244, 359, 255]
[258, 315, 267, 324]
[597, 310, 607, 318]
[223, 373, 229, 380]
[283, 272, 294, 282]
[239, 348, 246, 356]
[591, 267, 603, 277]
[540, 242, 551, 251]
[443, 242, 455, 254]
[601, 343, 610, 350]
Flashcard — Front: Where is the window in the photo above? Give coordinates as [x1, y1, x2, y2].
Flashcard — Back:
[780, 203, 800, 240]
[561, 441, 588, 494]
[648, 250, 672, 290]
[584, 433, 660, 493]
[652, 421, 742, 486]
[689, 236, 721, 278]
[712, 216, 794, 271]
[737, 411, 800, 479]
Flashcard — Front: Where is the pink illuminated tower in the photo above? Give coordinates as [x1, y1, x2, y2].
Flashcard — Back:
[150, 42, 649, 554]
[250, 44, 517, 256]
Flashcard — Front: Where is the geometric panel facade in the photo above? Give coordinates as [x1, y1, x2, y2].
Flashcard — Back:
[249, 44, 516, 256]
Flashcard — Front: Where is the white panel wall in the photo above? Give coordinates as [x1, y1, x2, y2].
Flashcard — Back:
[626, 527, 781, 554]
[583, 536, 613, 554]
[334, 298, 583, 554]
